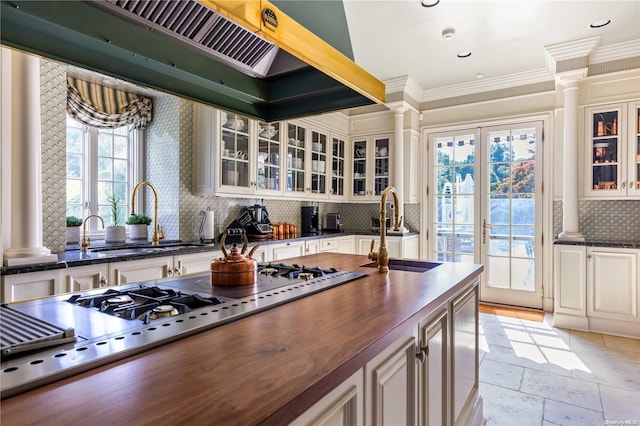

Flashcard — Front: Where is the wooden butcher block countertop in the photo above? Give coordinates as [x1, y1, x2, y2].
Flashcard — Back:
[1, 253, 483, 425]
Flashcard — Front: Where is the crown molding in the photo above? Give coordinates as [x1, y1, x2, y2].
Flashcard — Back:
[589, 39, 640, 64]
[418, 68, 554, 102]
[384, 75, 423, 101]
[544, 36, 600, 73]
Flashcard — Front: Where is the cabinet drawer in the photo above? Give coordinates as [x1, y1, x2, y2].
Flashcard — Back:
[320, 239, 338, 252]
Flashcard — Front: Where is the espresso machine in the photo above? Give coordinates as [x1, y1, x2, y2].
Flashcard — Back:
[301, 206, 319, 236]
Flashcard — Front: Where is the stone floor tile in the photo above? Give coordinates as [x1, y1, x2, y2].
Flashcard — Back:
[484, 343, 573, 377]
[600, 383, 640, 423]
[479, 358, 524, 390]
[480, 382, 544, 426]
[572, 351, 640, 391]
[521, 369, 602, 410]
[543, 399, 604, 425]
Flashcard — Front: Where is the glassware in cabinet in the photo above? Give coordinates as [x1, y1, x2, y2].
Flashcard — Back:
[257, 122, 281, 191]
[352, 139, 367, 197]
[310, 130, 328, 195]
[221, 113, 250, 188]
[589, 108, 619, 192]
[331, 136, 346, 197]
[287, 123, 307, 193]
[373, 137, 390, 196]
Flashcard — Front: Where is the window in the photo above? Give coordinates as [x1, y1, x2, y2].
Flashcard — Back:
[66, 115, 143, 235]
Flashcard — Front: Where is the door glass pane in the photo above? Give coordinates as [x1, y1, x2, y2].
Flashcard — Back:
[433, 133, 475, 263]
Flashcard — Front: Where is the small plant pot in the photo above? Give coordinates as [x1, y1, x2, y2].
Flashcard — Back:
[66, 226, 81, 245]
[105, 226, 126, 243]
[128, 224, 149, 240]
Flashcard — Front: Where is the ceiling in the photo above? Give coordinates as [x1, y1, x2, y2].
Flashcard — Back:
[341, 0, 640, 97]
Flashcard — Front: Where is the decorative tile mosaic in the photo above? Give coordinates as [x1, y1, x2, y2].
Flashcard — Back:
[554, 200, 640, 242]
[40, 59, 67, 253]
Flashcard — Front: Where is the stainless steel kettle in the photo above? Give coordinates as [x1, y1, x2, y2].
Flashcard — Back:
[199, 207, 215, 242]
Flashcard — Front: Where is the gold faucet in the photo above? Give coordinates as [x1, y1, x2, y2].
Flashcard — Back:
[368, 186, 403, 272]
[131, 181, 164, 246]
[81, 214, 105, 252]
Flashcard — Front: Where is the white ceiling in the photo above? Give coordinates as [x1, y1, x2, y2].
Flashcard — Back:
[343, 0, 640, 95]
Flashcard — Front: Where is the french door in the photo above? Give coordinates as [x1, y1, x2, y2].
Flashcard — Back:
[429, 120, 543, 309]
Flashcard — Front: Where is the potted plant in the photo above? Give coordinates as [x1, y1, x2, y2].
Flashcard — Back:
[105, 195, 126, 243]
[66, 215, 83, 245]
[126, 213, 152, 240]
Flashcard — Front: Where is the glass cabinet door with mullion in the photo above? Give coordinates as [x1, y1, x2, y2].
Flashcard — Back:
[257, 122, 281, 193]
[631, 105, 640, 194]
[331, 136, 346, 198]
[373, 136, 391, 196]
[352, 138, 368, 198]
[286, 123, 307, 194]
[310, 129, 328, 197]
[587, 106, 622, 195]
[220, 112, 250, 189]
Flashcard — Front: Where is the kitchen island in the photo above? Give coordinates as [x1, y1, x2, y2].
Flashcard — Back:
[1, 253, 483, 425]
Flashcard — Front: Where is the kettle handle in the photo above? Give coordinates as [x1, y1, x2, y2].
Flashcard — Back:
[219, 230, 249, 258]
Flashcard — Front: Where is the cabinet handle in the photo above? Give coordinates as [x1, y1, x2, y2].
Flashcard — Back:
[100, 276, 107, 287]
[630, 181, 634, 189]
[416, 346, 427, 363]
[174, 266, 181, 276]
[482, 219, 487, 244]
[587, 254, 592, 260]
[167, 269, 173, 277]
[622, 182, 626, 189]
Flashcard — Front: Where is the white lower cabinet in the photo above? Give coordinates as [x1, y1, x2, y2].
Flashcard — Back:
[270, 241, 306, 261]
[109, 256, 174, 286]
[293, 280, 482, 426]
[60, 264, 109, 293]
[2, 270, 61, 303]
[290, 369, 364, 426]
[355, 234, 419, 259]
[587, 247, 639, 322]
[365, 335, 418, 425]
[174, 251, 222, 276]
[306, 239, 321, 255]
[251, 245, 270, 262]
[554, 244, 640, 337]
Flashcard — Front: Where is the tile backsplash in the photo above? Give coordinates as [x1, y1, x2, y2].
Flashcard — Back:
[553, 200, 640, 242]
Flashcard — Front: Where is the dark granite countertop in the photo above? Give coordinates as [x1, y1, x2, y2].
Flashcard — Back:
[553, 240, 640, 249]
[1, 231, 419, 276]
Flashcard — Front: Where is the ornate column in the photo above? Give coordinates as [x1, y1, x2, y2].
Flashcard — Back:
[2, 48, 57, 265]
[389, 103, 408, 232]
[557, 70, 587, 241]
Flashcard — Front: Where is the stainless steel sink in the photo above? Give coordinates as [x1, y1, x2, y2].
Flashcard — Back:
[360, 259, 441, 273]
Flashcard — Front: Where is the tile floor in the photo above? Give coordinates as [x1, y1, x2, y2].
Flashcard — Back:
[479, 312, 640, 426]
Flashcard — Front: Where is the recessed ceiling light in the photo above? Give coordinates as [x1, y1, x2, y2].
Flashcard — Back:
[476, 73, 484, 79]
[457, 51, 472, 58]
[441, 27, 456, 39]
[420, 0, 440, 7]
[590, 19, 611, 28]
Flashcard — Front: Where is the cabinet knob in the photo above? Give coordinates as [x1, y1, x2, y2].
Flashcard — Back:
[167, 269, 173, 276]
[587, 254, 592, 260]
[622, 182, 626, 189]
[174, 266, 181, 276]
[630, 181, 634, 189]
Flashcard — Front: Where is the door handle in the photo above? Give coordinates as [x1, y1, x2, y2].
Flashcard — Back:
[482, 219, 487, 244]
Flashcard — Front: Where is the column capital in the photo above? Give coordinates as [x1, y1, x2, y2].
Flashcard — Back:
[555, 69, 588, 87]
[385, 100, 410, 115]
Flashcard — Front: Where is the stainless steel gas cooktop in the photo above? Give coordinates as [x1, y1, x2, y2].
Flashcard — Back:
[0, 262, 365, 399]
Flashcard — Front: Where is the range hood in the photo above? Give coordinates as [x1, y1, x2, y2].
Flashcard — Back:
[0, 0, 385, 121]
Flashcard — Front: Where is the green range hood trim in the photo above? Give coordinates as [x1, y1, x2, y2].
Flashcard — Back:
[0, 0, 378, 121]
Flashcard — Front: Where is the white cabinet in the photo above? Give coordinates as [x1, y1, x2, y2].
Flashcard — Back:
[582, 102, 640, 198]
[336, 236, 356, 254]
[587, 247, 639, 322]
[356, 234, 419, 259]
[417, 308, 448, 426]
[554, 244, 640, 337]
[350, 134, 392, 201]
[305, 239, 321, 255]
[108, 256, 174, 286]
[270, 240, 306, 261]
[2, 270, 61, 303]
[365, 335, 418, 425]
[285, 121, 309, 196]
[290, 369, 363, 426]
[174, 251, 222, 276]
[60, 264, 109, 293]
[329, 134, 348, 200]
[307, 127, 331, 199]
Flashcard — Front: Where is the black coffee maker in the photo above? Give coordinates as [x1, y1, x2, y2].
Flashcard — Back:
[301, 206, 319, 236]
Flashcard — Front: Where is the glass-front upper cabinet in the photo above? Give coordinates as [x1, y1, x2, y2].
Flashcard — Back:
[220, 112, 250, 191]
[256, 122, 281, 193]
[330, 135, 347, 199]
[309, 128, 329, 198]
[351, 135, 392, 201]
[584, 103, 640, 198]
[286, 122, 307, 194]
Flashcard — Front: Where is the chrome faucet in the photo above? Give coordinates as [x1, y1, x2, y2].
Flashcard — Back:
[131, 181, 164, 246]
[368, 186, 403, 272]
[81, 214, 105, 252]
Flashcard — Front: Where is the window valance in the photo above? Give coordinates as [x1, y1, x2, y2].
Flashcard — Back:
[66, 76, 153, 129]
